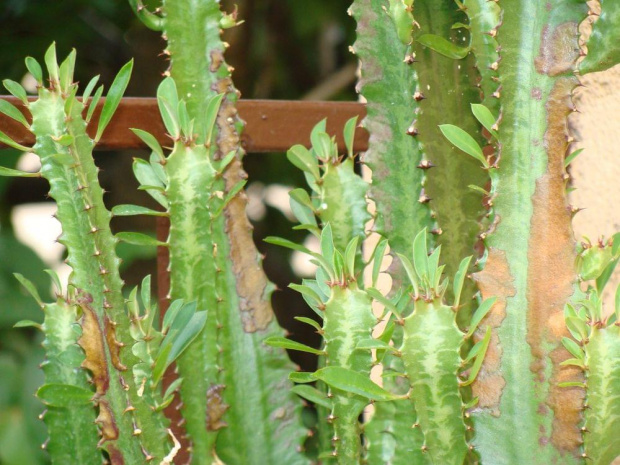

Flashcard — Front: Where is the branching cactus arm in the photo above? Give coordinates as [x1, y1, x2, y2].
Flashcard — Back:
[411, 0, 487, 311]
[397, 230, 494, 465]
[14, 274, 101, 465]
[3, 45, 177, 463]
[562, 236, 620, 465]
[126, 1, 309, 461]
[350, 1, 431, 460]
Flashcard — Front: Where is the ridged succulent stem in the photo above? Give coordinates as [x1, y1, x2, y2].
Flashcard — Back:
[350, 1, 431, 461]
[29, 52, 170, 462]
[154, 1, 308, 463]
[471, 2, 587, 463]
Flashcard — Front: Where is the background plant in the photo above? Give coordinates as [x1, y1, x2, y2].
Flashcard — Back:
[0, 0, 619, 464]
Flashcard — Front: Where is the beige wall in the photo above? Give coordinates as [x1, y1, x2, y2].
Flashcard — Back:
[570, 63, 620, 305]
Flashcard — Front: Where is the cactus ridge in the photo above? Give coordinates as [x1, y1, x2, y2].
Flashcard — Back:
[397, 229, 494, 465]
[562, 235, 620, 465]
[350, 1, 433, 460]
[466, 1, 588, 463]
[579, 0, 620, 74]
[6, 45, 178, 463]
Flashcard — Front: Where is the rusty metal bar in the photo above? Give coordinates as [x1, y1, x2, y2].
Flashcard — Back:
[0, 96, 368, 153]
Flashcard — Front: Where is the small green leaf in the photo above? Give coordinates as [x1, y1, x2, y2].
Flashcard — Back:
[14, 273, 43, 306]
[564, 148, 583, 167]
[0, 100, 29, 128]
[14, 320, 42, 329]
[3, 79, 28, 104]
[468, 184, 489, 196]
[320, 224, 335, 268]
[291, 385, 333, 409]
[112, 204, 166, 217]
[162, 300, 185, 333]
[25, 57, 43, 84]
[461, 326, 492, 386]
[131, 128, 165, 161]
[44, 43, 59, 84]
[289, 284, 324, 308]
[52, 134, 74, 146]
[559, 358, 585, 369]
[344, 237, 359, 278]
[217, 150, 238, 172]
[265, 337, 324, 355]
[371, 238, 389, 288]
[287, 144, 320, 180]
[416, 33, 470, 59]
[355, 338, 394, 352]
[313, 132, 333, 161]
[453, 256, 472, 309]
[44, 269, 62, 294]
[294, 316, 322, 332]
[95, 60, 133, 142]
[412, 228, 429, 285]
[82, 75, 100, 103]
[0, 130, 31, 152]
[58, 49, 76, 92]
[310, 119, 327, 151]
[313, 366, 399, 401]
[133, 158, 168, 207]
[214, 180, 247, 217]
[163, 311, 206, 372]
[451, 22, 470, 30]
[367, 288, 401, 317]
[343, 116, 358, 157]
[116, 232, 166, 247]
[558, 381, 586, 388]
[0, 166, 38, 178]
[37, 384, 93, 407]
[561, 337, 584, 360]
[397, 252, 419, 298]
[466, 297, 497, 338]
[471, 104, 498, 138]
[439, 124, 488, 168]
[86, 85, 104, 123]
[203, 93, 225, 146]
[289, 372, 317, 384]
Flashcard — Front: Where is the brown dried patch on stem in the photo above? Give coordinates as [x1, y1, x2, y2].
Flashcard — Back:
[96, 400, 120, 445]
[77, 292, 109, 396]
[535, 22, 580, 76]
[472, 248, 515, 414]
[527, 77, 581, 454]
[105, 316, 127, 371]
[211, 51, 273, 332]
[206, 384, 229, 431]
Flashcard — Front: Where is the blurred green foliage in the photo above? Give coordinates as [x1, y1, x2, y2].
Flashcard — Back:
[0, 0, 356, 461]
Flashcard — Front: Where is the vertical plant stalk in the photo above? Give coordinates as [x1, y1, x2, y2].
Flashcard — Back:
[561, 237, 620, 465]
[285, 119, 370, 456]
[350, 1, 431, 462]
[127, 1, 308, 462]
[21, 47, 172, 463]
[412, 0, 487, 311]
[471, 2, 587, 463]
[397, 231, 494, 465]
[463, 0, 501, 113]
[37, 294, 101, 464]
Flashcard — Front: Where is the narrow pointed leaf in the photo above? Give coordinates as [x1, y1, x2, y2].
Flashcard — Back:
[439, 124, 489, 168]
[95, 60, 133, 141]
[313, 366, 399, 401]
[265, 337, 324, 355]
[291, 385, 333, 409]
[417, 33, 470, 59]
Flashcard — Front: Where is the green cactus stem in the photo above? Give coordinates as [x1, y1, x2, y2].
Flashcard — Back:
[467, 2, 588, 463]
[267, 227, 394, 464]
[463, 0, 501, 113]
[350, 1, 432, 461]
[127, 0, 308, 460]
[411, 0, 487, 311]
[394, 230, 494, 465]
[4, 45, 176, 463]
[16, 274, 101, 465]
[579, 0, 620, 74]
